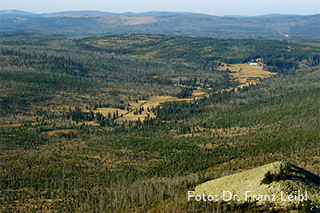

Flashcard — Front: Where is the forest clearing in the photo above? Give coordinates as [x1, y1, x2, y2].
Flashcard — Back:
[1, 33, 319, 212]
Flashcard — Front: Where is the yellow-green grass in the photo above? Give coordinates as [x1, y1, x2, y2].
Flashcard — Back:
[195, 161, 320, 208]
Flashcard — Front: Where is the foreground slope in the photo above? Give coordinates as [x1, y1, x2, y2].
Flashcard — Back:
[195, 161, 320, 208]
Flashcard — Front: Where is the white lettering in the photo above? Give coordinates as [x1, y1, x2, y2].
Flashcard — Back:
[245, 191, 251, 201]
[195, 194, 202, 201]
[207, 194, 214, 201]
[223, 191, 232, 201]
[188, 191, 195, 201]
[281, 191, 286, 201]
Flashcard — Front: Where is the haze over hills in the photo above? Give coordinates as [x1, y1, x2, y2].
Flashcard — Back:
[0, 10, 38, 18]
[0, 10, 191, 18]
[1, 10, 319, 39]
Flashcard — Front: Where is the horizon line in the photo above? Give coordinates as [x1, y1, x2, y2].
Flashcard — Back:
[1, 9, 319, 17]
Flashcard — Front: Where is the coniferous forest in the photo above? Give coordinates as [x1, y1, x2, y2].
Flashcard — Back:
[0, 33, 320, 212]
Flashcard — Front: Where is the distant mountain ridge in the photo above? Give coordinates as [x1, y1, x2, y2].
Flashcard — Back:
[0, 10, 191, 18]
[0, 10, 37, 18]
[1, 10, 319, 40]
[41, 10, 191, 17]
[0, 10, 310, 18]
[223, 13, 299, 18]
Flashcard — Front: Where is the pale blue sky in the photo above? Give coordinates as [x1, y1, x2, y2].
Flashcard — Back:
[1, 0, 319, 16]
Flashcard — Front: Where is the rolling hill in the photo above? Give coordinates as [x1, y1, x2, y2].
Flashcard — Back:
[0, 10, 37, 18]
[0, 10, 319, 39]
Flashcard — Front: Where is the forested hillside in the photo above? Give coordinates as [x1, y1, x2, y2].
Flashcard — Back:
[1, 12, 319, 39]
[0, 34, 319, 212]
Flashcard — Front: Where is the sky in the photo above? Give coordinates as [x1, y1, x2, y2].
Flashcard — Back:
[1, 0, 319, 16]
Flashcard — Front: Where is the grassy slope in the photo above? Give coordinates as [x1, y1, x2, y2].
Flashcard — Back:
[195, 161, 320, 208]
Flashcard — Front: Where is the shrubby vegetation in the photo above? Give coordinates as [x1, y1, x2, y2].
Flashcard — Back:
[0, 34, 319, 212]
[79, 34, 320, 73]
[261, 163, 292, 184]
